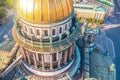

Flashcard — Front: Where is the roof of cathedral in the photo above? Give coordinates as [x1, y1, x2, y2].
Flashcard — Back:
[17, 0, 73, 24]
[90, 52, 116, 80]
[90, 30, 116, 80]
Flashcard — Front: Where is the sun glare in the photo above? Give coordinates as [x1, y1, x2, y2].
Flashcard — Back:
[20, 0, 33, 13]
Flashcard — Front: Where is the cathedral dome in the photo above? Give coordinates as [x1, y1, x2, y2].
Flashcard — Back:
[17, 0, 73, 24]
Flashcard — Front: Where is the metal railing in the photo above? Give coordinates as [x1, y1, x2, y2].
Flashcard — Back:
[14, 27, 79, 48]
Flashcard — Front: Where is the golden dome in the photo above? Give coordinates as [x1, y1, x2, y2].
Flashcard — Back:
[17, 0, 73, 23]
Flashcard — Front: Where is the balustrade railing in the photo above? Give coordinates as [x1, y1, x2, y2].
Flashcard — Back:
[14, 27, 78, 48]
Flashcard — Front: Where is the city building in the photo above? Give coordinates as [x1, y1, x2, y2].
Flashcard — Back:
[74, 3, 106, 21]
[0, 40, 16, 74]
[0, 0, 116, 80]
[89, 0, 114, 16]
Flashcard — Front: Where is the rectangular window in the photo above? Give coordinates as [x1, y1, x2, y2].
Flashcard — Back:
[30, 28, 33, 34]
[44, 30, 48, 37]
[61, 52, 64, 62]
[59, 27, 62, 34]
[36, 29, 40, 35]
[52, 29, 56, 36]
[25, 26, 27, 32]
[38, 54, 41, 61]
[53, 53, 56, 61]
[65, 24, 67, 31]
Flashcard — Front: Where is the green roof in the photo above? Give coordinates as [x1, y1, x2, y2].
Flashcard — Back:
[96, 0, 114, 7]
[96, 6, 107, 12]
[20, 77, 27, 80]
[0, 40, 15, 51]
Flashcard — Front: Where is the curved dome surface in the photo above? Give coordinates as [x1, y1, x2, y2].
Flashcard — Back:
[17, 0, 73, 23]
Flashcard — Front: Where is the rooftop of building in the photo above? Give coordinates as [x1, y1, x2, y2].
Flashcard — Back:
[0, 40, 16, 73]
[96, 0, 114, 7]
[90, 52, 115, 80]
[0, 51, 10, 71]
[89, 29, 116, 80]
[90, 52, 113, 68]
[0, 40, 15, 51]
[73, 3, 106, 12]
[95, 29, 115, 59]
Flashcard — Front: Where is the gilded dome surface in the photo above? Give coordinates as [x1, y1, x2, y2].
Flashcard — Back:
[17, 0, 73, 23]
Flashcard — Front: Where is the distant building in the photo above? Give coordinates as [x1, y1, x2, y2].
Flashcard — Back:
[0, 40, 17, 74]
[74, 3, 106, 20]
[89, 0, 114, 16]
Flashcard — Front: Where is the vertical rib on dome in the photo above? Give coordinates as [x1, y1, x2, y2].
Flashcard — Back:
[17, 0, 73, 23]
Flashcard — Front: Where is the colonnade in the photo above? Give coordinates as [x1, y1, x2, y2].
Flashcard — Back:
[20, 44, 75, 71]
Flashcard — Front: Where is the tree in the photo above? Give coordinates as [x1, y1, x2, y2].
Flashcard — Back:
[0, 0, 15, 9]
[0, 0, 6, 7]
[0, 7, 6, 22]
[0, 0, 15, 24]
[78, 17, 82, 22]
[98, 20, 103, 25]
[6, 0, 15, 9]
[88, 18, 92, 23]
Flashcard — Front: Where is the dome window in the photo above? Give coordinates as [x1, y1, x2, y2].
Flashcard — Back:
[65, 24, 67, 31]
[36, 29, 40, 35]
[59, 27, 62, 34]
[30, 28, 33, 34]
[44, 30, 48, 37]
[52, 29, 56, 36]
